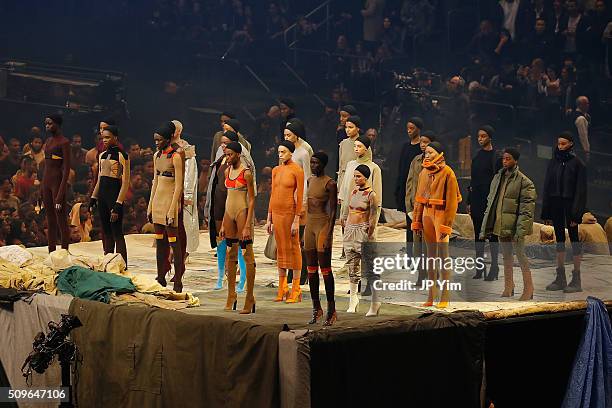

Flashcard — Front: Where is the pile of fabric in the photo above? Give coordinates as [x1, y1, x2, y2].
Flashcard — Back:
[0, 246, 200, 309]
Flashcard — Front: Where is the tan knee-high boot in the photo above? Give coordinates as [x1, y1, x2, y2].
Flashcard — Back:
[519, 264, 534, 300]
[224, 242, 238, 310]
[240, 244, 256, 314]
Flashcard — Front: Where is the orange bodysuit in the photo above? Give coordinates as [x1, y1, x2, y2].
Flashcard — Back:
[411, 153, 461, 243]
[269, 159, 304, 270]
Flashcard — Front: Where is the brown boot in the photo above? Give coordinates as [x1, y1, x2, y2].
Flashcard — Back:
[501, 256, 515, 297]
[519, 264, 534, 301]
[224, 243, 238, 311]
[240, 244, 256, 314]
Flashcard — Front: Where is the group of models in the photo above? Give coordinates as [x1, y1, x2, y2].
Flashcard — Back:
[39, 107, 587, 323]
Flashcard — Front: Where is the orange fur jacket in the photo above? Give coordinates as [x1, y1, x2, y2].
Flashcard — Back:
[410, 153, 462, 236]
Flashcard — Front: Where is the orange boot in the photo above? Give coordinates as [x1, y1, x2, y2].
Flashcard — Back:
[274, 275, 289, 302]
[286, 272, 302, 303]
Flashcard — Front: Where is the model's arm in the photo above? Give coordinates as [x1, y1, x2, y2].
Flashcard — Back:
[325, 179, 338, 249]
[367, 191, 379, 239]
[147, 156, 159, 220]
[57, 140, 71, 203]
[411, 171, 425, 232]
[168, 153, 185, 224]
[440, 173, 461, 238]
[242, 170, 256, 241]
[116, 153, 130, 205]
[405, 157, 417, 213]
[91, 154, 102, 200]
[293, 167, 304, 232]
[515, 178, 537, 240]
[575, 116, 590, 153]
[571, 161, 587, 224]
[266, 168, 276, 235]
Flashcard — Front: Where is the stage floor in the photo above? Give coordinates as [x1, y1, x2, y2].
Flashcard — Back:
[28, 225, 611, 321]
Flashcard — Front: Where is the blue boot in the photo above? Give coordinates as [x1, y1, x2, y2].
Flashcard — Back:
[236, 248, 247, 293]
[214, 240, 226, 290]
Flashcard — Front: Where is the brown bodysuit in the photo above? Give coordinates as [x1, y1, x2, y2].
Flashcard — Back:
[42, 135, 71, 252]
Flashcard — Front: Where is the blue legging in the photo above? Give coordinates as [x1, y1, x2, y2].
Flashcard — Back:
[215, 239, 246, 291]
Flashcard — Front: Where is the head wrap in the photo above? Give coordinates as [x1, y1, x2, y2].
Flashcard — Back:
[504, 147, 520, 161]
[285, 119, 305, 139]
[223, 130, 239, 142]
[155, 123, 174, 140]
[46, 114, 63, 126]
[340, 105, 358, 116]
[312, 151, 329, 167]
[221, 111, 236, 119]
[428, 141, 445, 155]
[420, 130, 436, 142]
[101, 117, 116, 126]
[408, 117, 424, 130]
[171, 120, 183, 136]
[104, 125, 119, 137]
[479, 125, 495, 138]
[355, 164, 371, 179]
[225, 118, 240, 133]
[355, 135, 371, 149]
[558, 131, 574, 143]
[280, 98, 296, 110]
[279, 140, 296, 153]
[226, 141, 242, 153]
[346, 115, 361, 129]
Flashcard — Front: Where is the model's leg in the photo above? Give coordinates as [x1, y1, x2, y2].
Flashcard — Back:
[224, 238, 238, 310]
[485, 234, 500, 281]
[346, 248, 361, 313]
[111, 205, 127, 266]
[167, 226, 184, 293]
[565, 203, 583, 293]
[53, 185, 70, 250]
[239, 239, 257, 314]
[97, 199, 114, 255]
[422, 213, 438, 306]
[500, 236, 515, 297]
[214, 237, 226, 290]
[436, 236, 452, 308]
[42, 185, 57, 253]
[516, 239, 533, 300]
[154, 224, 169, 286]
[236, 245, 247, 293]
[305, 221, 322, 322]
[471, 213, 485, 279]
[547, 201, 568, 291]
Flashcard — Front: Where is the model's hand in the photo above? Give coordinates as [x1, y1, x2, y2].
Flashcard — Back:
[570, 221, 578, 227]
[415, 229, 422, 237]
[88, 198, 98, 212]
[166, 215, 174, 226]
[241, 226, 251, 241]
[147, 212, 153, 224]
[291, 221, 299, 236]
[265, 221, 273, 235]
[55, 203, 62, 211]
[219, 226, 225, 239]
[110, 211, 119, 223]
[439, 232, 448, 241]
[341, 219, 346, 228]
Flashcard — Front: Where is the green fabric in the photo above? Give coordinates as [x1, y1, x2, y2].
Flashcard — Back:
[481, 165, 536, 239]
[57, 266, 136, 303]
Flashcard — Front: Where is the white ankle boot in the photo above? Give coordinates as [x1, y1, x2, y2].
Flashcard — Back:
[346, 283, 359, 313]
[366, 302, 381, 317]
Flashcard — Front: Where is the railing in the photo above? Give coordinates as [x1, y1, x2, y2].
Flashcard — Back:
[283, 0, 332, 50]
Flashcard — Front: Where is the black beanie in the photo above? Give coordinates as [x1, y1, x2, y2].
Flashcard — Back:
[504, 147, 520, 161]
[408, 117, 424, 130]
[279, 140, 296, 153]
[225, 118, 240, 133]
[428, 141, 445, 155]
[340, 105, 358, 116]
[312, 151, 329, 167]
[226, 141, 242, 153]
[104, 125, 119, 137]
[285, 119, 306, 139]
[421, 130, 436, 142]
[479, 125, 495, 138]
[156, 123, 174, 140]
[355, 164, 371, 179]
[559, 131, 574, 143]
[280, 98, 296, 110]
[46, 114, 63, 126]
[356, 135, 371, 150]
[346, 115, 361, 129]
[223, 130, 240, 142]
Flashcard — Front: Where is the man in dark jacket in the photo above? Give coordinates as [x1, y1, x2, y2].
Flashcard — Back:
[481, 147, 536, 301]
[396, 117, 423, 256]
[541, 131, 587, 293]
[468, 125, 502, 280]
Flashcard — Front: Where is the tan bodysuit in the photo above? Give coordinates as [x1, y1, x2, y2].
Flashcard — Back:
[304, 175, 332, 252]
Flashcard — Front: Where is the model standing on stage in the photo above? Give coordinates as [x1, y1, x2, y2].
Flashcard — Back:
[342, 165, 380, 316]
[467, 125, 502, 280]
[204, 130, 248, 292]
[266, 140, 305, 303]
[542, 132, 587, 293]
[411, 142, 461, 308]
[171, 120, 199, 258]
[42, 114, 71, 252]
[220, 142, 257, 314]
[481, 148, 536, 300]
[89, 125, 130, 264]
[147, 123, 185, 292]
[305, 152, 338, 325]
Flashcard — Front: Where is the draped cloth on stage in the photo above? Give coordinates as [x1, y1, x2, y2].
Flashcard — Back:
[69, 298, 280, 408]
[562, 297, 612, 408]
[57, 266, 136, 303]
